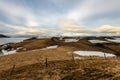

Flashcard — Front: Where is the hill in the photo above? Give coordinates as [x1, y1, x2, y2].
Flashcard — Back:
[0, 37, 120, 80]
[0, 34, 10, 38]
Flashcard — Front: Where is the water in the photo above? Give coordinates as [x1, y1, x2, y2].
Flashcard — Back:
[0, 38, 27, 45]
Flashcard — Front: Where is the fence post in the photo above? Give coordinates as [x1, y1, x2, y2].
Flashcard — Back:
[45, 57, 48, 67]
[10, 64, 15, 76]
[104, 53, 107, 60]
[89, 56, 93, 60]
[72, 53, 75, 62]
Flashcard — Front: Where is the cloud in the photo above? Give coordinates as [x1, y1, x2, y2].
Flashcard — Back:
[26, 29, 48, 34]
[61, 32, 92, 37]
[66, 0, 120, 22]
[66, 0, 94, 21]
[59, 20, 120, 36]
[0, 0, 65, 31]
[0, 22, 17, 34]
[60, 20, 89, 33]
[0, 0, 120, 36]
[16, 29, 48, 35]
[94, 25, 120, 34]
[0, 22, 49, 35]
[0, 0, 40, 27]
[1, 19, 119, 36]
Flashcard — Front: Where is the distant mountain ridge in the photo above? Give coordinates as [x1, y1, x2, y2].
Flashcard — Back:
[0, 34, 10, 38]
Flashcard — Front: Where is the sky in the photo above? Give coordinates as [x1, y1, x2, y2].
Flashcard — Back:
[0, 0, 120, 36]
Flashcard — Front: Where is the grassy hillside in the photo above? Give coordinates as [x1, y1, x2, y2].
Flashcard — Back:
[7, 38, 120, 54]
[0, 37, 120, 80]
[0, 57, 120, 80]
[0, 47, 73, 72]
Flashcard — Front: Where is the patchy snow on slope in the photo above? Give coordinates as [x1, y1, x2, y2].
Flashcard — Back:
[40, 45, 58, 50]
[74, 57, 84, 59]
[89, 40, 109, 43]
[73, 51, 116, 57]
[46, 45, 58, 49]
[16, 47, 23, 50]
[106, 38, 120, 43]
[1, 50, 16, 55]
[65, 39, 79, 42]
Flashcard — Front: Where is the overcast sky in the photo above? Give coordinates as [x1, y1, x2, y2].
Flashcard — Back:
[0, 0, 120, 36]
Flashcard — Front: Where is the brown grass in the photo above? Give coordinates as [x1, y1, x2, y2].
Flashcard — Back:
[0, 58, 120, 80]
[0, 38, 120, 80]
[3, 38, 119, 54]
[0, 46, 76, 72]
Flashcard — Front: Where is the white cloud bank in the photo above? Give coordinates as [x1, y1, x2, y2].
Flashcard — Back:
[60, 20, 120, 35]
[95, 25, 120, 34]
[60, 20, 88, 33]
[0, 19, 119, 36]
[0, 17, 119, 36]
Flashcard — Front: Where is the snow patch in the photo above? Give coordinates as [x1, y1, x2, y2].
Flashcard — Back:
[73, 51, 116, 57]
[16, 47, 23, 50]
[41, 45, 58, 50]
[65, 39, 79, 42]
[106, 38, 120, 43]
[89, 40, 109, 43]
[74, 57, 84, 59]
[1, 50, 16, 55]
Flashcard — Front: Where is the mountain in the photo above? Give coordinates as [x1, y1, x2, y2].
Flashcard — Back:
[7, 34, 38, 38]
[0, 34, 10, 38]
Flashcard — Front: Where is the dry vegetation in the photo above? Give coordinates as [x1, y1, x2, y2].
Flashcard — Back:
[7, 38, 120, 54]
[0, 57, 120, 80]
[0, 37, 120, 80]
